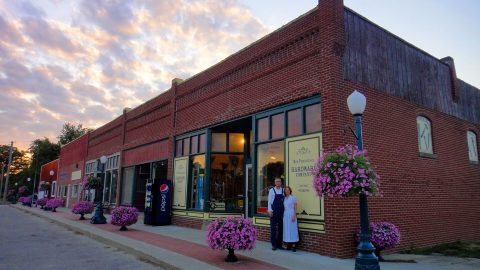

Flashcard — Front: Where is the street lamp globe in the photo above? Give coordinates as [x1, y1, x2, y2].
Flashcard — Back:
[49, 170, 54, 176]
[100, 155, 107, 164]
[27, 178, 31, 182]
[15, 182, 18, 186]
[347, 90, 367, 116]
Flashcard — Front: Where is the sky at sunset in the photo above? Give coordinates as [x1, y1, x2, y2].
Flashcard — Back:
[1, 0, 478, 151]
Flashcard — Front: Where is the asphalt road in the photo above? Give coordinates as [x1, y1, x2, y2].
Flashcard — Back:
[0, 205, 164, 270]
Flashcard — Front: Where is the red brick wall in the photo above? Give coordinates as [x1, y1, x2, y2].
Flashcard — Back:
[40, 159, 59, 182]
[172, 215, 203, 230]
[58, 134, 89, 208]
[319, 79, 480, 257]
[122, 140, 169, 167]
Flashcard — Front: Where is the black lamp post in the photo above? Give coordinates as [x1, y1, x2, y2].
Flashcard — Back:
[49, 170, 54, 198]
[27, 177, 35, 207]
[91, 155, 107, 224]
[348, 90, 380, 270]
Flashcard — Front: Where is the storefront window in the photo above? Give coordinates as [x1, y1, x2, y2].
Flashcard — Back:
[256, 141, 284, 214]
[189, 155, 205, 210]
[257, 117, 269, 141]
[210, 154, 245, 212]
[121, 166, 135, 205]
[191, 136, 198, 155]
[271, 113, 285, 139]
[305, 103, 322, 133]
[199, 134, 206, 153]
[183, 138, 190, 155]
[229, 133, 245, 152]
[176, 140, 183, 156]
[287, 109, 302, 136]
[212, 133, 227, 152]
[110, 170, 118, 204]
[104, 171, 111, 202]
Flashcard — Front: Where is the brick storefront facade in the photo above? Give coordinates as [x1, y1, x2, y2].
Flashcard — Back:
[55, 0, 479, 258]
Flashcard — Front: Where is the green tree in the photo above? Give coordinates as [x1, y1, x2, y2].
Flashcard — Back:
[0, 145, 30, 194]
[29, 138, 60, 188]
[58, 122, 90, 145]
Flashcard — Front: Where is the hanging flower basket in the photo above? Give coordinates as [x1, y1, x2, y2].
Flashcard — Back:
[46, 198, 64, 212]
[18, 185, 28, 195]
[206, 216, 257, 262]
[72, 201, 95, 220]
[37, 198, 48, 209]
[356, 222, 401, 261]
[40, 183, 51, 191]
[312, 144, 380, 197]
[83, 176, 103, 191]
[110, 206, 139, 231]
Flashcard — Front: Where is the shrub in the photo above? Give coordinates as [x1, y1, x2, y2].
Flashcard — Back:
[110, 206, 138, 230]
[206, 216, 257, 251]
[312, 144, 380, 197]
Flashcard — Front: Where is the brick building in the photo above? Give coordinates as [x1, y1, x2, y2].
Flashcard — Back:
[39, 159, 59, 199]
[54, 0, 479, 257]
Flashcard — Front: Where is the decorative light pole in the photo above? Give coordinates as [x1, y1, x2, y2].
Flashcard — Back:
[27, 177, 36, 207]
[348, 90, 380, 270]
[49, 170, 55, 198]
[91, 155, 107, 224]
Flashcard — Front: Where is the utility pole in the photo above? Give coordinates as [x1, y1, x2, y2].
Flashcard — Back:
[0, 162, 5, 199]
[2, 142, 14, 202]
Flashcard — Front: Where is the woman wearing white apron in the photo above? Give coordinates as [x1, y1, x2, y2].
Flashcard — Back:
[283, 186, 299, 251]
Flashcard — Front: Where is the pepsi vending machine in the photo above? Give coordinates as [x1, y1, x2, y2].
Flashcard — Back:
[154, 180, 172, 225]
[144, 178, 172, 226]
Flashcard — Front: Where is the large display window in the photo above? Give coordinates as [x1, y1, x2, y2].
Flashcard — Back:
[210, 154, 245, 212]
[189, 155, 205, 210]
[254, 96, 321, 216]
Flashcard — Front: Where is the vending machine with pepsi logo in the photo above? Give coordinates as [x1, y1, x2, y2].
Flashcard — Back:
[144, 178, 172, 226]
[154, 180, 172, 225]
[143, 161, 171, 226]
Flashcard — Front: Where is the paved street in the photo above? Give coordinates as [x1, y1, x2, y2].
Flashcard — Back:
[0, 205, 163, 270]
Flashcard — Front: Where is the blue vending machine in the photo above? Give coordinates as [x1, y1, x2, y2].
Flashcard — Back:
[153, 180, 172, 225]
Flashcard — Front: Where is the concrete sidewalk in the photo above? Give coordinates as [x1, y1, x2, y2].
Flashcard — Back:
[10, 204, 480, 270]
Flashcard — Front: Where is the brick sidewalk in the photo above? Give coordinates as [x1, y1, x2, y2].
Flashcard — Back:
[12, 204, 478, 270]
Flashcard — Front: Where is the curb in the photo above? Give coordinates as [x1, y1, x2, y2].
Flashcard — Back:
[10, 205, 206, 270]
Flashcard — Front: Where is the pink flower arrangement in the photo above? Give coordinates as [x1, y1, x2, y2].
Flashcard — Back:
[110, 206, 139, 231]
[206, 216, 257, 251]
[19, 196, 32, 205]
[37, 198, 48, 208]
[46, 198, 64, 211]
[72, 201, 95, 220]
[82, 176, 102, 190]
[356, 222, 400, 261]
[18, 185, 28, 194]
[312, 144, 380, 197]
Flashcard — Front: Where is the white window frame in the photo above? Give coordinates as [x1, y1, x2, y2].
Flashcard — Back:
[417, 116, 433, 155]
[467, 131, 478, 162]
[51, 181, 57, 197]
[103, 153, 120, 205]
[72, 185, 78, 198]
